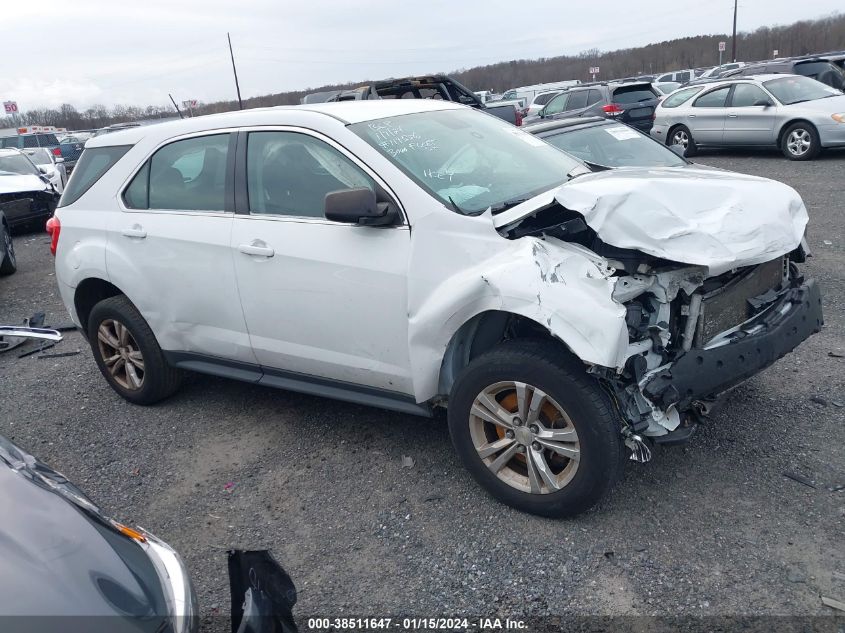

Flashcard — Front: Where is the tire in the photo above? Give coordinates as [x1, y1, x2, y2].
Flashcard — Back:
[781, 122, 821, 161]
[87, 295, 183, 405]
[0, 221, 16, 276]
[668, 125, 697, 157]
[447, 339, 626, 518]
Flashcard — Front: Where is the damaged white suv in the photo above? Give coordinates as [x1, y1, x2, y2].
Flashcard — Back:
[50, 100, 822, 517]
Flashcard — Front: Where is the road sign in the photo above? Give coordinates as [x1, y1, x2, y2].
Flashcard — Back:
[589, 66, 600, 75]
[773, 49, 779, 57]
[182, 100, 198, 108]
[718, 41, 726, 52]
[3, 101, 18, 114]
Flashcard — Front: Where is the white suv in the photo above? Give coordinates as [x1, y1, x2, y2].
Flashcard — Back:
[51, 100, 821, 517]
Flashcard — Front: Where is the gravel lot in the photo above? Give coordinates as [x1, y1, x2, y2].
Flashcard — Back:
[1, 150, 843, 626]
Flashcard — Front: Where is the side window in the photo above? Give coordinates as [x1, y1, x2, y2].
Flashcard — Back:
[566, 91, 589, 110]
[543, 93, 568, 115]
[676, 72, 691, 82]
[693, 86, 731, 108]
[125, 134, 230, 211]
[730, 84, 770, 107]
[60, 145, 131, 207]
[586, 89, 602, 106]
[662, 86, 703, 108]
[658, 73, 672, 83]
[246, 131, 375, 218]
[534, 92, 557, 106]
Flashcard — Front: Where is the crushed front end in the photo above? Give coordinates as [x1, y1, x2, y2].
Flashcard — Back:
[595, 246, 822, 454]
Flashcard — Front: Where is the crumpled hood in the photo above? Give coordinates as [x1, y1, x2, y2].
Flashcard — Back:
[494, 167, 808, 276]
[0, 173, 48, 195]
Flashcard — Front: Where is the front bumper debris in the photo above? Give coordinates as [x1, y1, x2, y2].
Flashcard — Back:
[643, 279, 823, 409]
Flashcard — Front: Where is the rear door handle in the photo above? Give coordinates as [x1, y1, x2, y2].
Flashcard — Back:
[687, 114, 696, 118]
[238, 242, 275, 258]
[122, 226, 146, 239]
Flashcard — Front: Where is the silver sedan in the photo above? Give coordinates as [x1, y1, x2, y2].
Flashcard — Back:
[650, 74, 845, 160]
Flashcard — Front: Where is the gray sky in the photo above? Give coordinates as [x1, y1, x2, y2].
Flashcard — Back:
[0, 0, 840, 111]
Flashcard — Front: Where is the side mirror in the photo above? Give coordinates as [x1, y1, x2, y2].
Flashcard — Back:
[753, 99, 773, 107]
[55, 156, 65, 164]
[38, 165, 49, 174]
[324, 187, 397, 227]
[669, 144, 688, 158]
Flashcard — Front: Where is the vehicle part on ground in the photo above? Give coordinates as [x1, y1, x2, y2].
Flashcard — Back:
[448, 340, 625, 517]
[228, 550, 298, 633]
[87, 295, 182, 404]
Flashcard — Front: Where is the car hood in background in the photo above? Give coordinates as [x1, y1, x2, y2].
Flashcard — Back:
[493, 166, 808, 276]
[0, 173, 49, 194]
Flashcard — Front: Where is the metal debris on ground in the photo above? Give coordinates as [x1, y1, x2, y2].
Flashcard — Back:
[821, 596, 845, 612]
[782, 471, 817, 489]
[401, 455, 416, 468]
[37, 350, 81, 359]
[828, 350, 844, 358]
[810, 396, 829, 406]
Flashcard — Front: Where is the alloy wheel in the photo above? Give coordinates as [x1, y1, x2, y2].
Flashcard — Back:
[97, 319, 145, 390]
[3, 229, 15, 267]
[672, 129, 689, 148]
[787, 129, 811, 157]
[469, 381, 580, 494]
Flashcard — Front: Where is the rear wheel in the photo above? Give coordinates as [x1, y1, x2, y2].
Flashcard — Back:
[0, 222, 16, 276]
[87, 295, 182, 405]
[669, 125, 697, 156]
[447, 340, 625, 518]
[781, 122, 820, 161]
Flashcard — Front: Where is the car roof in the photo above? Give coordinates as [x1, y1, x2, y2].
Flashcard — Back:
[86, 100, 465, 148]
[0, 147, 24, 156]
[525, 116, 608, 135]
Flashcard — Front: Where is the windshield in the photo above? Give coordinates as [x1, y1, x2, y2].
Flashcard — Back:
[542, 124, 687, 169]
[24, 149, 51, 166]
[764, 76, 839, 105]
[0, 153, 40, 176]
[351, 109, 582, 214]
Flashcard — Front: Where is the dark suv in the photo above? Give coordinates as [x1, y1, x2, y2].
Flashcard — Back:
[726, 58, 845, 89]
[525, 81, 660, 132]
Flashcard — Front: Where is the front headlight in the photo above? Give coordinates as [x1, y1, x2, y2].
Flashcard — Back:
[832, 113, 845, 123]
[136, 528, 199, 633]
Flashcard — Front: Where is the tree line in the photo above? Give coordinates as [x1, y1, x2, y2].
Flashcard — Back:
[2, 12, 843, 131]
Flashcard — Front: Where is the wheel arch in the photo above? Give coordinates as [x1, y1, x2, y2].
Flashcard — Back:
[776, 118, 818, 147]
[437, 310, 579, 399]
[74, 277, 125, 336]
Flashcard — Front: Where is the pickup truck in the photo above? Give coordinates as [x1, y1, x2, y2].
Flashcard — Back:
[301, 74, 524, 125]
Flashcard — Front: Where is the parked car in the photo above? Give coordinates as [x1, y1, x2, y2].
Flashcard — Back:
[527, 116, 690, 169]
[698, 62, 746, 79]
[49, 100, 821, 517]
[0, 211, 15, 275]
[651, 74, 845, 160]
[725, 58, 845, 90]
[23, 147, 68, 193]
[302, 74, 523, 125]
[0, 431, 197, 632]
[525, 81, 661, 132]
[500, 80, 581, 107]
[655, 69, 700, 84]
[0, 429, 298, 633]
[0, 148, 59, 228]
[525, 90, 563, 116]
[93, 122, 143, 137]
[653, 81, 682, 96]
[58, 134, 86, 167]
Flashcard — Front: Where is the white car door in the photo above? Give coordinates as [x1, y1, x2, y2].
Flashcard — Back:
[230, 129, 414, 394]
[107, 131, 256, 365]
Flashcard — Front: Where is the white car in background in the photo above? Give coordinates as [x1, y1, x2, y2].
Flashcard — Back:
[525, 90, 563, 116]
[23, 147, 67, 193]
[49, 100, 820, 518]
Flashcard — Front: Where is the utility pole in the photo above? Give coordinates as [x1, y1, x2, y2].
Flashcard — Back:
[731, 0, 738, 62]
[169, 94, 184, 119]
[228, 32, 243, 110]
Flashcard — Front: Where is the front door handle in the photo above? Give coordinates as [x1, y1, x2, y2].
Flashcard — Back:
[122, 225, 146, 239]
[728, 114, 738, 118]
[687, 114, 696, 118]
[238, 241, 275, 258]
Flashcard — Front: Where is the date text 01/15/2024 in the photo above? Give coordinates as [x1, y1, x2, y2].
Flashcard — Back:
[306, 617, 528, 630]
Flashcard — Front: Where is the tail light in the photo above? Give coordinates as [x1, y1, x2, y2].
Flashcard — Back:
[602, 103, 623, 116]
[52, 147, 62, 156]
[46, 216, 60, 256]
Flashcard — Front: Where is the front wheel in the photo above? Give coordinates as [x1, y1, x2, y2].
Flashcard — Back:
[781, 122, 820, 160]
[447, 340, 625, 518]
[87, 295, 183, 405]
[0, 222, 16, 276]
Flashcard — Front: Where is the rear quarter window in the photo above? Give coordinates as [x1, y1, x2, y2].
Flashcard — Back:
[661, 86, 704, 108]
[59, 145, 131, 207]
